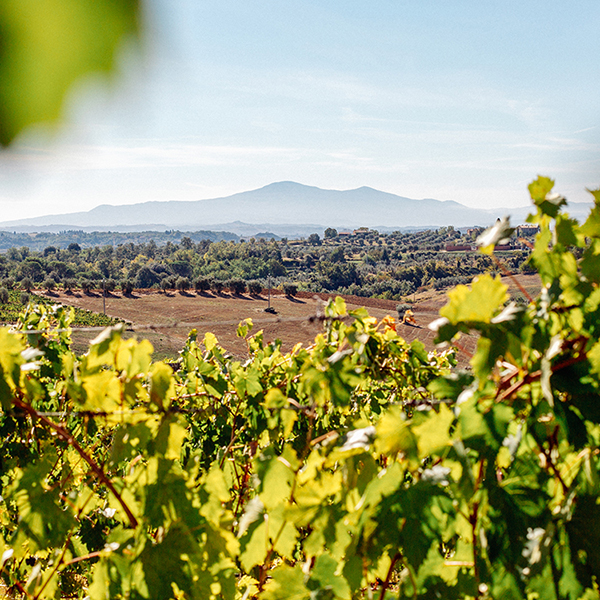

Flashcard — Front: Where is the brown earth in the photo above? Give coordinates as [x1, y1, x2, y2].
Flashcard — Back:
[45, 273, 540, 365]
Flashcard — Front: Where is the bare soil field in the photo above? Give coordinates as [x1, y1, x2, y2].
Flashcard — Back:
[44, 273, 539, 365]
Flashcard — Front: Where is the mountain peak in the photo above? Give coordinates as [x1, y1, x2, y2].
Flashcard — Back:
[0, 181, 539, 231]
[257, 181, 320, 192]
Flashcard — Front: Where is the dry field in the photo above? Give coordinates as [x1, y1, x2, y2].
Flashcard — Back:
[45, 273, 540, 364]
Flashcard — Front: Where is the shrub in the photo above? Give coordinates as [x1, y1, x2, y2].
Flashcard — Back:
[176, 277, 190, 292]
[121, 280, 134, 295]
[20, 292, 30, 305]
[63, 278, 77, 293]
[0, 287, 8, 304]
[80, 279, 92, 294]
[228, 279, 246, 295]
[21, 277, 33, 292]
[212, 280, 224, 294]
[104, 279, 117, 293]
[396, 303, 411, 318]
[283, 283, 298, 297]
[194, 278, 210, 293]
[248, 280, 262, 295]
[43, 278, 56, 292]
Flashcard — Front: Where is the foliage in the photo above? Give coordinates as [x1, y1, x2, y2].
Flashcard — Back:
[248, 280, 263, 296]
[0, 177, 598, 599]
[0, 223, 525, 301]
[121, 279, 134, 296]
[396, 302, 411, 317]
[176, 276, 191, 293]
[283, 283, 298, 297]
[227, 278, 247, 295]
[0, 0, 140, 145]
[0, 289, 117, 328]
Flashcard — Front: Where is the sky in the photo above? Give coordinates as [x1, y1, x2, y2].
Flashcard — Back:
[1, 0, 599, 222]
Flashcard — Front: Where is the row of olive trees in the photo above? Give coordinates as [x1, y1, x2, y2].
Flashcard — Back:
[1, 275, 305, 299]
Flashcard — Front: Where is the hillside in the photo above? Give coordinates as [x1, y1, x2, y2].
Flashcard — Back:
[0, 181, 547, 232]
[42, 274, 542, 362]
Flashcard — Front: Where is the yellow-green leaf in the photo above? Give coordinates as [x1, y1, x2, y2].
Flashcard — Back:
[0, 0, 140, 145]
[440, 274, 508, 324]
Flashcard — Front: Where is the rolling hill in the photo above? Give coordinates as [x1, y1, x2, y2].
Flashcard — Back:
[0, 181, 591, 234]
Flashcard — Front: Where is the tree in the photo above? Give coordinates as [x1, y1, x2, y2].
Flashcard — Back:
[308, 233, 321, 245]
[324, 227, 338, 239]
[175, 276, 190, 293]
[283, 282, 298, 297]
[227, 279, 246, 295]
[63, 278, 77, 293]
[121, 279, 134, 295]
[80, 279, 93, 294]
[248, 280, 262, 295]
[135, 266, 160, 289]
[180, 236, 194, 249]
[329, 246, 345, 263]
[43, 278, 56, 293]
[20, 277, 33, 292]
[194, 277, 211, 293]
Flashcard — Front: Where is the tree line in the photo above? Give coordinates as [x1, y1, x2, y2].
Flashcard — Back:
[0, 227, 531, 302]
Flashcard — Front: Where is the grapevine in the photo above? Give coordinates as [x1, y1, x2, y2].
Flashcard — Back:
[0, 177, 599, 599]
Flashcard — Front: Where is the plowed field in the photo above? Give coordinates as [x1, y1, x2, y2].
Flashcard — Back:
[42, 273, 539, 364]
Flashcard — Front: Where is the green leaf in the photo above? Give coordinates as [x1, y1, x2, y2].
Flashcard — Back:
[154, 416, 187, 460]
[262, 564, 310, 600]
[375, 407, 418, 459]
[528, 176, 569, 218]
[528, 175, 555, 202]
[440, 274, 508, 325]
[149, 362, 175, 409]
[309, 554, 351, 600]
[411, 404, 455, 458]
[0, 0, 140, 145]
[0, 328, 24, 409]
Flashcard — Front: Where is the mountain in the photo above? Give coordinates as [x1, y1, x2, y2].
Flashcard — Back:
[0, 182, 592, 233]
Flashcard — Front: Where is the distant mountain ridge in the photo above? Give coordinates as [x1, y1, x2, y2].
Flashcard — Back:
[0, 181, 592, 234]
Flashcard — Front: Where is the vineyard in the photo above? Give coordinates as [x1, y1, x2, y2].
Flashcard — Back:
[0, 177, 600, 599]
[0, 290, 119, 328]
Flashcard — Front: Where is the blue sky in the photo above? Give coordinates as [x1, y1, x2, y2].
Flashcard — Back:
[1, 0, 599, 221]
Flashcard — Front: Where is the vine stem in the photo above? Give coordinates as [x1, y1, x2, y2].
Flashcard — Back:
[378, 552, 401, 600]
[34, 480, 98, 599]
[471, 459, 486, 596]
[496, 337, 589, 404]
[12, 396, 139, 529]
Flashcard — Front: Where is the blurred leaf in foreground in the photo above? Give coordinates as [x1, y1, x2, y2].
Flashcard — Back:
[0, 0, 140, 146]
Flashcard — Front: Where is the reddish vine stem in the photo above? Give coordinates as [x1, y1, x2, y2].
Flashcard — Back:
[12, 396, 139, 529]
[529, 427, 569, 495]
[496, 342, 589, 403]
[378, 552, 401, 600]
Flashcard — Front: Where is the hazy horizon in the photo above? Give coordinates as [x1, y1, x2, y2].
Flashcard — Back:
[1, 1, 599, 221]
